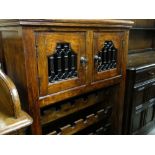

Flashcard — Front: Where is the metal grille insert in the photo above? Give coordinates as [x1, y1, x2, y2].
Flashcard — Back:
[95, 41, 117, 72]
[48, 43, 77, 83]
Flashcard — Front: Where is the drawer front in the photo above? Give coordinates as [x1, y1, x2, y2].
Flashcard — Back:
[131, 109, 145, 132]
[36, 32, 86, 96]
[133, 80, 155, 110]
[93, 31, 124, 82]
[133, 85, 146, 109]
[135, 66, 155, 83]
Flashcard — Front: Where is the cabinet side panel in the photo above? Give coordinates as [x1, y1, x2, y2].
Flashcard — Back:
[22, 28, 41, 134]
[1, 27, 42, 134]
[114, 31, 129, 134]
[1, 29, 29, 111]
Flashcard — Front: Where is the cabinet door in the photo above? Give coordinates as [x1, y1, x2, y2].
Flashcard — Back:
[93, 31, 124, 82]
[36, 32, 86, 96]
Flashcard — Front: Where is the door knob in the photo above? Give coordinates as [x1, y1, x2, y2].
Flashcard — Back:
[80, 57, 88, 67]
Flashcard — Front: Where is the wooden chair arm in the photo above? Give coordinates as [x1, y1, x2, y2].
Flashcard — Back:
[0, 69, 32, 134]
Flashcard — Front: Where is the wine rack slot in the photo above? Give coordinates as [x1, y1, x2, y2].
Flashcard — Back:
[41, 89, 108, 125]
[47, 105, 112, 135]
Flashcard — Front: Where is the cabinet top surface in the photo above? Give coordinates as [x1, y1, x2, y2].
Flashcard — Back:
[0, 19, 133, 28]
[127, 50, 155, 70]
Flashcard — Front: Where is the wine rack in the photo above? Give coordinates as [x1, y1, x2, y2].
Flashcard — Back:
[41, 87, 114, 135]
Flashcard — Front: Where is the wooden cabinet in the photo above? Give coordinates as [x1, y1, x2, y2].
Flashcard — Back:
[123, 20, 155, 134]
[0, 20, 133, 134]
[124, 63, 155, 134]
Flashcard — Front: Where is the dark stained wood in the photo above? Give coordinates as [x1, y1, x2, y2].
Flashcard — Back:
[123, 50, 155, 135]
[0, 20, 133, 134]
[131, 19, 155, 28]
[124, 20, 155, 134]
[129, 30, 153, 51]
[128, 50, 155, 68]
[128, 19, 155, 52]
[0, 69, 32, 135]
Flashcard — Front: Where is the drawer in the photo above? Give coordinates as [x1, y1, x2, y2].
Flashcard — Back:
[36, 31, 86, 96]
[133, 80, 155, 108]
[131, 108, 145, 132]
[93, 31, 124, 82]
[133, 85, 147, 108]
[135, 66, 155, 83]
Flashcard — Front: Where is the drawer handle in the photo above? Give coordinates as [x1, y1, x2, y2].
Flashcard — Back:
[148, 71, 155, 76]
[80, 57, 88, 67]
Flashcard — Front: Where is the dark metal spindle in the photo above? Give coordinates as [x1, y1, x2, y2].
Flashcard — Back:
[63, 44, 70, 79]
[56, 44, 63, 80]
[48, 56, 55, 82]
[96, 41, 117, 72]
[71, 54, 76, 77]
[48, 42, 77, 83]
